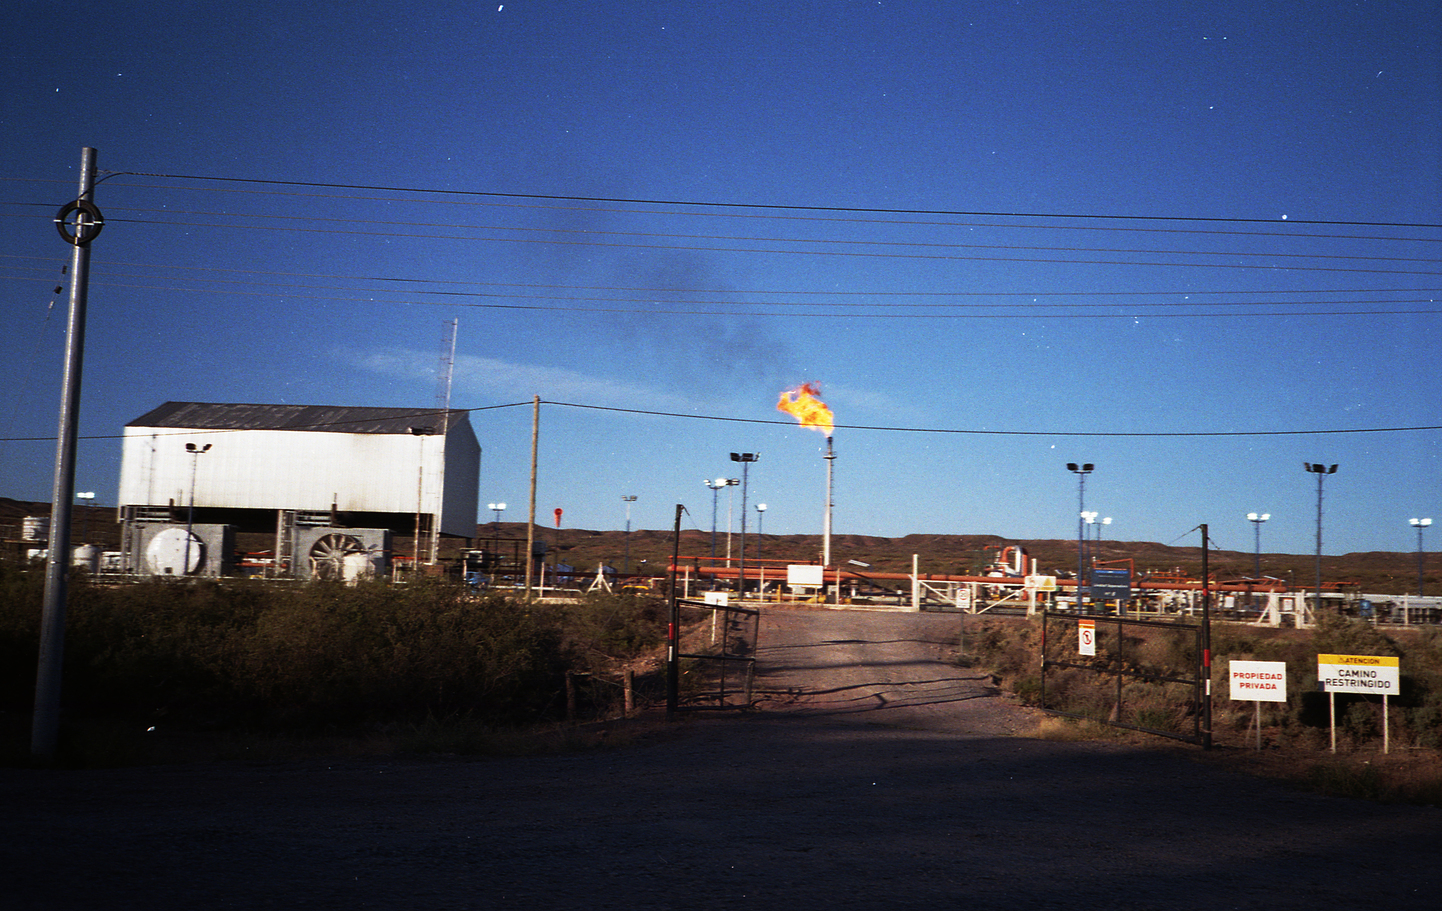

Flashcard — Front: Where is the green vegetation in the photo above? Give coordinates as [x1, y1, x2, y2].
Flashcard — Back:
[0, 565, 667, 766]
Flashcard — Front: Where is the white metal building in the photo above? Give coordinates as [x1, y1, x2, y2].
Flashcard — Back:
[118, 402, 480, 577]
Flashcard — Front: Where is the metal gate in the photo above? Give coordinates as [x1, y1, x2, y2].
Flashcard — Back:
[1040, 611, 1207, 746]
[671, 598, 759, 710]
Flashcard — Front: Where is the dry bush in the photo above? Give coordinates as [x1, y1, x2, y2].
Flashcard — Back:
[1, 570, 674, 765]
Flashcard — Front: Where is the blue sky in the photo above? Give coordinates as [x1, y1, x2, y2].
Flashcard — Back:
[2, 1, 1439, 557]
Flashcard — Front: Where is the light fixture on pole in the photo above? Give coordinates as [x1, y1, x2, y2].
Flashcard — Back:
[1247, 513, 1270, 578]
[1067, 463, 1094, 612]
[184, 442, 212, 575]
[755, 503, 767, 559]
[730, 453, 758, 598]
[487, 502, 506, 557]
[75, 490, 95, 544]
[622, 495, 637, 573]
[722, 477, 739, 562]
[703, 478, 730, 564]
[1304, 462, 1338, 614]
[1411, 518, 1432, 596]
[408, 425, 437, 568]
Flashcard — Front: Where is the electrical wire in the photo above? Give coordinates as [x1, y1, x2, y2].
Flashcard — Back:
[8, 399, 1439, 444]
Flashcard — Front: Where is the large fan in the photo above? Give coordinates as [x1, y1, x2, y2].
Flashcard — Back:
[308, 533, 367, 581]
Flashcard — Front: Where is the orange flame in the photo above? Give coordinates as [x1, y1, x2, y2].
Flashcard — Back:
[777, 382, 834, 436]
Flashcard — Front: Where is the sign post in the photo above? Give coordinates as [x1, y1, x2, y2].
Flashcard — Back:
[1229, 660, 1288, 750]
[1317, 654, 1400, 754]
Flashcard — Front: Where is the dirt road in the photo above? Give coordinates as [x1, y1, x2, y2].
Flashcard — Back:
[3, 607, 1437, 910]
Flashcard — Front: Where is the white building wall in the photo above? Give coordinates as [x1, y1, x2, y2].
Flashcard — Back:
[120, 419, 479, 537]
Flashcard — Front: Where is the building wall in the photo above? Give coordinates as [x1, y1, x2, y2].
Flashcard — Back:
[119, 418, 479, 537]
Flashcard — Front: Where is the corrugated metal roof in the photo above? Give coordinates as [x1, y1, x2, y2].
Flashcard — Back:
[127, 402, 467, 435]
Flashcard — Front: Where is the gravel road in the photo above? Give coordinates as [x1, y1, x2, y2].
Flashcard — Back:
[3, 607, 1438, 910]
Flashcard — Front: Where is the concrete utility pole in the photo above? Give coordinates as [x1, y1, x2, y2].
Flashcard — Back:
[34, 147, 102, 761]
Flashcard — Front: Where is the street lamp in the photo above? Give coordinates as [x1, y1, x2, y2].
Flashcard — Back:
[75, 490, 95, 544]
[731, 453, 759, 598]
[487, 502, 506, 559]
[755, 503, 767, 559]
[1247, 513, 1270, 578]
[1067, 463, 1094, 612]
[1304, 462, 1338, 613]
[703, 478, 732, 564]
[184, 442, 211, 575]
[1411, 518, 1432, 596]
[622, 495, 637, 573]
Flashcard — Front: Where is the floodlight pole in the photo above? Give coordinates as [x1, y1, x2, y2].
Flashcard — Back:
[1067, 463, 1094, 613]
[1411, 518, 1432, 596]
[704, 479, 727, 564]
[755, 503, 767, 560]
[622, 495, 636, 573]
[184, 442, 212, 575]
[1247, 513, 1270, 578]
[33, 147, 100, 761]
[731, 453, 758, 598]
[1305, 463, 1338, 615]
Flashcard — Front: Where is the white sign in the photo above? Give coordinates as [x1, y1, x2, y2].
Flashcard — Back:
[1026, 574, 1057, 591]
[786, 564, 824, 587]
[703, 591, 730, 606]
[1078, 618, 1096, 657]
[1229, 660, 1288, 703]
[1317, 654, 1400, 694]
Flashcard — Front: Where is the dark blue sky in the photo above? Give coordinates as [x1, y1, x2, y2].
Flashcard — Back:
[3, 1, 1439, 557]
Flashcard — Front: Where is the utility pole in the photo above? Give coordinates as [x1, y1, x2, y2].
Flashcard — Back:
[525, 395, 539, 600]
[1200, 523, 1212, 751]
[34, 147, 103, 761]
[667, 503, 683, 718]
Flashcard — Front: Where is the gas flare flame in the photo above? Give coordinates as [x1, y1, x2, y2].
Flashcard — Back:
[777, 382, 834, 436]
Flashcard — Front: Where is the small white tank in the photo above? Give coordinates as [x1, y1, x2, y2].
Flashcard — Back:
[72, 544, 102, 573]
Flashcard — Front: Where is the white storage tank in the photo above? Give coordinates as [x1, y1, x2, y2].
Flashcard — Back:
[72, 544, 102, 573]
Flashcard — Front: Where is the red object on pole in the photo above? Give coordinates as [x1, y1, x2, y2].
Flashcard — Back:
[553, 507, 563, 527]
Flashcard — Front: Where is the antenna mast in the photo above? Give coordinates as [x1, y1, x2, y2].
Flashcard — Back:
[427, 318, 458, 564]
[435, 317, 457, 421]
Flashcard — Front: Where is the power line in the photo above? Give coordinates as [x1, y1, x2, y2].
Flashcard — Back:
[9, 252, 1440, 300]
[98, 170, 1442, 231]
[69, 206, 1442, 272]
[539, 401, 1442, 438]
[10, 399, 1438, 444]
